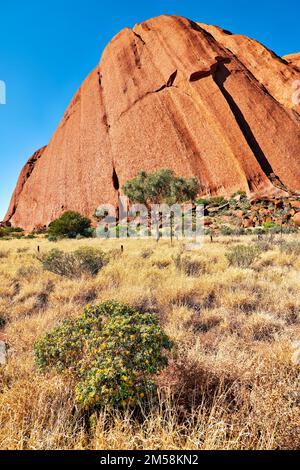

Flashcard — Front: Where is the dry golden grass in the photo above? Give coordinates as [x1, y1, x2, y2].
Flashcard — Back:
[0, 234, 300, 449]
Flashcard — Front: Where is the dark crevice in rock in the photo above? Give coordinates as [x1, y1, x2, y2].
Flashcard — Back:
[97, 68, 103, 90]
[97, 67, 111, 132]
[154, 70, 178, 93]
[132, 40, 143, 69]
[112, 167, 120, 191]
[117, 71, 178, 120]
[133, 31, 146, 45]
[103, 114, 110, 131]
[167, 70, 178, 87]
[213, 61, 274, 178]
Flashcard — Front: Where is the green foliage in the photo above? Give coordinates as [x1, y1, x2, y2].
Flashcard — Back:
[208, 196, 227, 207]
[0, 226, 24, 238]
[48, 211, 91, 239]
[38, 247, 108, 278]
[123, 169, 200, 207]
[263, 221, 278, 230]
[47, 235, 58, 242]
[197, 196, 228, 207]
[34, 301, 172, 410]
[196, 198, 211, 206]
[229, 191, 250, 211]
[220, 225, 234, 236]
[253, 227, 265, 235]
[231, 191, 247, 199]
[225, 244, 261, 268]
[24, 234, 36, 239]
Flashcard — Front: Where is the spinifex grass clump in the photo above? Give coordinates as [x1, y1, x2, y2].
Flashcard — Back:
[225, 244, 261, 268]
[38, 247, 108, 278]
[34, 301, 172, 410]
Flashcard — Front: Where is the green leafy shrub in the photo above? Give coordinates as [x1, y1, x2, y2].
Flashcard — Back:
[197, 196, 227, 207]
[263, 221, 278, 230]
[229, 191, 249, 210]
[208, 196, 227, 207]
[196, 198, 211, 207]
[34, 301, 172, 410]
[253, 227, 265, 235]
[47, 235, 58, 242]
[220, 225, 234, 236]
[48, 211, 91, 239]
[0, 226, 24, 238]
[38, 247, 108, 278]
[231, 191, 247, 199]
[225, 245, 261, 268]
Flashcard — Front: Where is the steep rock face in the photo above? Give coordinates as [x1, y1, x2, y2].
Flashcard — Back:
[5, 146, 47, 225]
[198, 24, 300, 111]
[4, 15, 300, 230]
[284, 53, 300, 69]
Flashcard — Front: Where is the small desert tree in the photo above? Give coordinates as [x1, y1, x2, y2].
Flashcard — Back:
[48, 211, 92, 239]
[123, 169, 200, 241]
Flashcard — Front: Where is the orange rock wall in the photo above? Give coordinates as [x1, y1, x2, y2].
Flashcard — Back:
[5, 15, 300, 230]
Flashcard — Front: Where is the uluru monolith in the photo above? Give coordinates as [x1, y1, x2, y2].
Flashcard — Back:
[5, 15, 300, 230]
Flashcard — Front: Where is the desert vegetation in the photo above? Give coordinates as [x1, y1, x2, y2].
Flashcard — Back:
[0, 232, 300, 450]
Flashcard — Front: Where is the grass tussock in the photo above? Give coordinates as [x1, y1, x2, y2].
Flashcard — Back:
[0, 234, 300, 450]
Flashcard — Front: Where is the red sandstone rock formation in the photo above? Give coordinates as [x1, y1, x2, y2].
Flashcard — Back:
[4, 15, 300, 230]
[283, 53, 300, 69]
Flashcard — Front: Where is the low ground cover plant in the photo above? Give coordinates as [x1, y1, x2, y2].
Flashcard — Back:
[38, 247, 108, 278]
[225, 244, 261, 268]
[34, 301, 172, 410]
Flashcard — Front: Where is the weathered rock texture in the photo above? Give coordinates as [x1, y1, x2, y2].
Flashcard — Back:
[4, 15, 300, 230]
[284, 53, 300, 69]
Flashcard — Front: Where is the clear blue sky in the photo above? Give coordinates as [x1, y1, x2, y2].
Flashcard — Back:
[0, 0, 299, 220]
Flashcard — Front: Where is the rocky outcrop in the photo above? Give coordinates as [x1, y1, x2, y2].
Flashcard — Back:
[5, 146, 47, 226]
[4, 15, 300, 230]
[283, 53, 300, 69]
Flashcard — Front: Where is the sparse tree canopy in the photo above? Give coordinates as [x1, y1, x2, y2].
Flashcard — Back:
[122, 169, 200, 207]
[48, 211, 91, 238]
